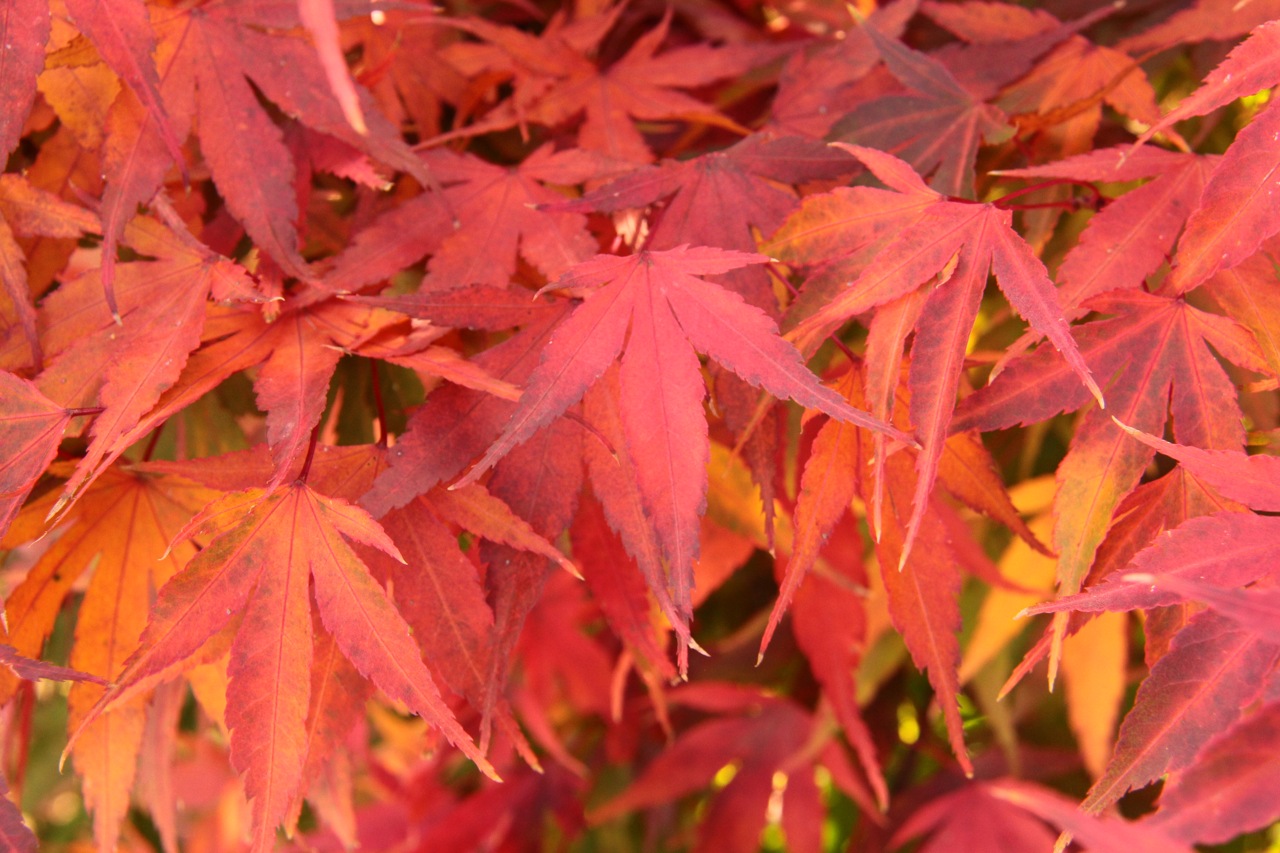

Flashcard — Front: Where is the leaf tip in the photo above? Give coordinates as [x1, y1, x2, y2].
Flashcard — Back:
[1110, 415, 1138, 437]
[45, 495, 69, 525]
[559, 556, 584, 580]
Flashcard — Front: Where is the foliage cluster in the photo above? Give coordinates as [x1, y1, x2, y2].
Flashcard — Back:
[2, 0, 1280, 850]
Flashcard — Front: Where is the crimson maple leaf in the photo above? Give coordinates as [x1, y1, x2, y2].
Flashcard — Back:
[985, 780, 1195, 853]
[1118, 0, 1280, 54]
[1023, 430, 1280, 818]
[94, 0, 430, 310]
[454, 246, 906, 656]
[767, 0, 916, 139]
[829, 20, 1012, 199]
[1135, 20, 1280, 295]
[0, 0, 48, 164]
[325, 145, 599, 295]
[956, 289, 1268, 679]
[36, 214, 255, 522]
[785, 145, 1100, 568]
[827, 4, 1122, 198]
[438, 8, 766, 162]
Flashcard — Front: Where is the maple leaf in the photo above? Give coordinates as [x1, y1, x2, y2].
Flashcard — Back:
[48, 292, 516, 514]
[553, 135, 857, 546]
[3, 1, 1279, 848]
[580, 368, 689, 665]
[455, 246, 906, 645]
[762, 367, 866, 656]
[826, 3, 1128, 198]
[0, 644, 104, 685]
[785, 525, 887, 809]
[955, 288, 1265, 674]
[1023, 429, 1280, 621]
[1132, 20, 1280, 294]
[572, 492, 676, 681]
[1080, 609, 1278, 816]
[767, 0, 918, 139]
[131, 441, 565, 768]
[786, 144, 1099, 567]
[297, 0, 367, 136]
[325, 145, 598, 294]
[829, 21, 1012, 199]
[0, 637, 111, 850]
[1019, 430, 1280, 814]
[0, 174, 100, 370]
[1125, 572, 1280, 643]
[995, 147, 1216, 313]
[93, 0, 431, 305]
[341, 7, 472, 140]
[1118, 0, 1280, 54]
[892, 781, 1058, 853]
[926, 1, 1160, 144]
[986, 779, 1196, 853]
[439, 8, 765, 162]
[362, 303, 573, 516]
[405, 765, 585, 852]
[72, 482, 496, 849]
[365, 480, 578, 752]
[62, 0, 186, 178]
[42, 214, 251, 520]
[874, 451, 971, 774]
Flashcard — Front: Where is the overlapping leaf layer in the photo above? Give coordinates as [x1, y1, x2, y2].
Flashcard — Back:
[1, 0, 1278, 849]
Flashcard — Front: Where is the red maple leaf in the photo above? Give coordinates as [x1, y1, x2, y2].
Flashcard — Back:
[786, 145, 1100, 568]
[94, 0, 430, 309]
[455, 245, 906, 657]
[437, 8, 768, 162]
[1133, 20, 1280, 293]
[325, 145, 600, 295]
[958, 289, 1268, 682]
[1023, 430, 1280, 815]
